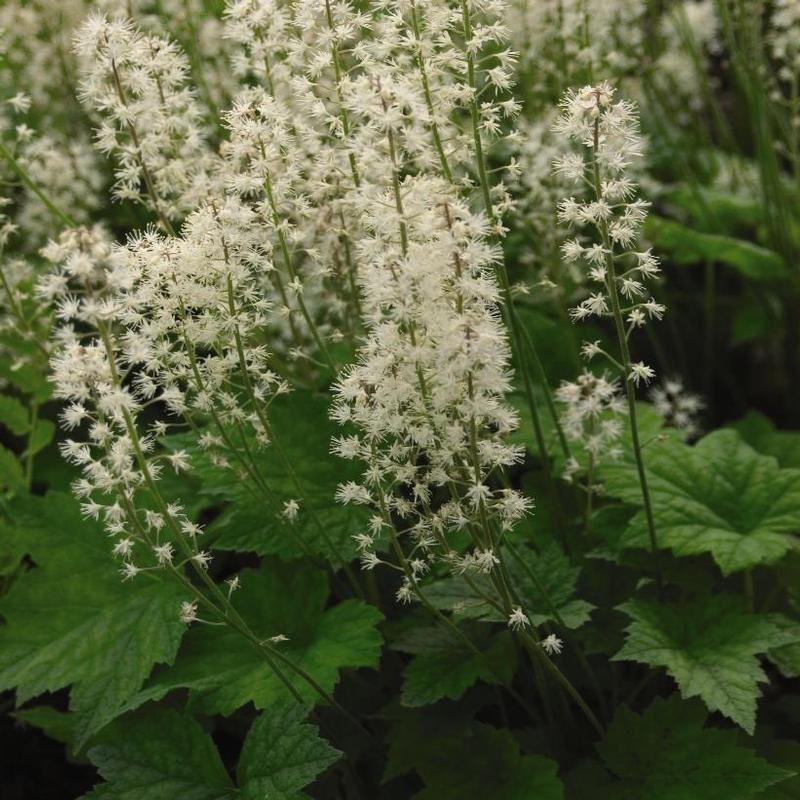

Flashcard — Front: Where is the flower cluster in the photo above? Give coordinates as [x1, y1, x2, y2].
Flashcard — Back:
[554, 83, 663, 385]
[218, 2, 375, 352]
[108, 0, 237, 112]
[0, 0, 87, 116]
[223, 0, 293, 88]
[42, 226, 207, 581]
[74, 13, 216, 223]
[114, 199, 287, 447]
[507, 0, 646, 100]
[17, 1, 535, 637]
[343, 0, 520, 225]
[650, 377, 704, 440]
[221, 86, 339, 361]
[771, 0, 800, 83]
[651, 1, 721, 120]
[332, 176, 530, 603]
[15, 132, 104, 242]
[557, 370, 626, 482]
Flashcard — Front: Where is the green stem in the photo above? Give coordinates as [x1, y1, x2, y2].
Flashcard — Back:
[24, 402, 39, 490]
[108, 57, 176, 236]
[505, 540, 608, 719]
[0, 266, 50, 359]
[590, 120, 662, 593]
[262, 175, 336, 373]
[324, 0, 360, 188]
[518, 631, 606, 737]
[222, 274, 361, 595]
[409, 1, 454, 183]
[386, 524, 538, 722]
[457, 0, 569, 473]
[96, 324, 357, 718]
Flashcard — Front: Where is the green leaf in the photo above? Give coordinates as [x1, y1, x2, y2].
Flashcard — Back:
[383, 705, 476, 784]
[237, 702, 341, 800]
[0, 394, 30, 435]
[396, 625, 515, 707]
[0, 493, 187, 746]
[731, 297, 782, 346]
[564, 759, 616, 797]
[664, 185, 764, 234]
[174, 391, 366, 562]
[646, 216, 789, 281]
[387, 714, 563, 800]
[23, 418, 55, 456]
[730, 411, 800, 470]
[754, 731, 800, 798]
[85, 704, 339, 800]
[769, 642, 800, 680]
[0, 517, 24, 576]
[0, 357, 52, 402]
[0, 444, 24, 492]
[129, 559, 383, 716]
[424, 542, 593, 630]
[515, 306, 580, 385]
[601, 429, 800, 574]
[85, 709, 234, 800]
[14, 705, 79, 751]
[614, 596, 800, 733]
[765, 615, 800, 680]
[504, 541, 595, 629]
[596, 695, 792, 799]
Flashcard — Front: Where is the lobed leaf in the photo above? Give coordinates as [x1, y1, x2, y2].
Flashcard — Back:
[602, 429, 800, 574]
[386, 711, 563, 799]
[0, 493, 187, 746]
[84, 709, 234, 800]
[127, 559, 383, 716]
[169, 391, 366, 562]
[237, 701, 341, 800]
[395, 625, 515, 707]
[613, 595, 800, 733]
[596, 695, 792, 798]
[0, 394, 31, 435]
[646, 216, 789, 281]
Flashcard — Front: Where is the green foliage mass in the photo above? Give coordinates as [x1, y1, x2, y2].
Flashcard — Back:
[602, 430, 800, 575]
[0, 493, 187, 747]
[3, 0, 800, 797]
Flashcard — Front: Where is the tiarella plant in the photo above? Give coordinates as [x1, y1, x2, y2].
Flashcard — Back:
[553, 82, 666, 583]
[1, 1, 800, 798]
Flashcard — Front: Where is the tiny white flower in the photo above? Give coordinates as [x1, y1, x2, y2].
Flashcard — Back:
[396, 581, 414, 605]
[508, 607, 530, 631]
[629, 361, 655, 386]
[361, 552, 382, 571]
[112, 538, 134, 558]
[153, 543, 174, 565]
[121, 562, 140, 581]
[8, 92, 31, 113]
[179, 600, 198, 625]
[581, 340, 602, 360]
[282, 499, 300, 521]
[541, 634, 564, 656]
[167, 450, 190, 473]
